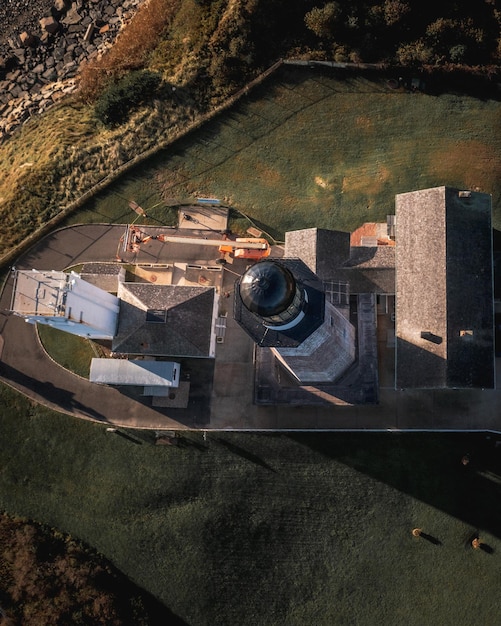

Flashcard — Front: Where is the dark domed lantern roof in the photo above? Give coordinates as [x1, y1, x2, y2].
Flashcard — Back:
[234, 257, 325, 348]
[240, 260, 296, 317]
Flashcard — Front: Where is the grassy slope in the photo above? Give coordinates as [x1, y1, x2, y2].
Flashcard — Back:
[63, 68, 501, 239]
[1, 0, 500, 255]
[1, 385, 501, 625]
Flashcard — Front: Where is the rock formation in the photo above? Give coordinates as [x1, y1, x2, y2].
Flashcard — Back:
[0, 0, 144, 142]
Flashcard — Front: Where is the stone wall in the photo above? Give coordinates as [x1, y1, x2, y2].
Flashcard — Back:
[0, 0, 145, 142]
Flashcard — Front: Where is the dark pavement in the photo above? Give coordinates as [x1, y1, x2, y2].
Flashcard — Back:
[1, 224, 501, 432]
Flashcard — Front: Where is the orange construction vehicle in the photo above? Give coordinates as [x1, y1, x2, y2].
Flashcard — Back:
[121, 225, 270, 260]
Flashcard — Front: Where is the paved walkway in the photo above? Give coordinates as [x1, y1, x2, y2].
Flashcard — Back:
[1, 224, 501, 432]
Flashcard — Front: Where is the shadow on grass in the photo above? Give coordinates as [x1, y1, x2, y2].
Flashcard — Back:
[0, 362, 106, 422]
[420, 532, 441, 546]
[176, 435, 207, 451]
[466, 532, 495, 554]
[215, 437, 276, 472]
[289, 432, 501, 540]
[115, 430, 143, 444]
[480, 543, 495, 554]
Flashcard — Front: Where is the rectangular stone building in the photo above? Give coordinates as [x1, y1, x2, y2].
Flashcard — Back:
[396, 186, 495, 389]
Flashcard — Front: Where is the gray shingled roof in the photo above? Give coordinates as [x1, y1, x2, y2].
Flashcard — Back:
[285, 228, 351, 279]
[80, 263, 124, 292]
[113, 283, 215, 357]
[396, 186, 494, 389]
[285, 228, 395, 294]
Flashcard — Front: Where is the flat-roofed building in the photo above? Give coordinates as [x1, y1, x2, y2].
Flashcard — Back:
[90, 358, 180, 388]
[10, 269, 119, 339]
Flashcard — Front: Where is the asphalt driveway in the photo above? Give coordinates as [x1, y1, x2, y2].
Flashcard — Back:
[1, 224, 501, 432]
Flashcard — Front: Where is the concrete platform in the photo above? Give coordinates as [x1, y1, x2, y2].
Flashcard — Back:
[178, 206, 229, 232]
[152, 381, 191, 408]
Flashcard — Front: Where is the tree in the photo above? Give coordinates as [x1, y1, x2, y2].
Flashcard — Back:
[383, 0, 411, 27]
[396, 40, 433, 65]
[304, 2, 342, 38]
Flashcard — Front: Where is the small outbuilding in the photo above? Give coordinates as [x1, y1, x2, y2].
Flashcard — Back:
[89, 358, 180, 389]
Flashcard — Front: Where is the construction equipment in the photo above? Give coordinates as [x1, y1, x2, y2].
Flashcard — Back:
[120, 225, 270, 260]
[118, 199, 271, 260]
[154, 233, 270, 259]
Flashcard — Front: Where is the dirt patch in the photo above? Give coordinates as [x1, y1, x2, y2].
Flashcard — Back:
[342, 163, 391, 196]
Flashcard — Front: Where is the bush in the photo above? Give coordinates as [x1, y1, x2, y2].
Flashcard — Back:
[449, 44, 467, 63]
[77, 0, 179, 102]
[396, 39, 433, 65]
[94, 71, 162, 127]
[383, 0, 411, 27]
[304, 2, 342, 39]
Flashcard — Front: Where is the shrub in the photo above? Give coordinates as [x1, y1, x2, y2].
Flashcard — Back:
[449, 44, 467, 63]
[94, 71, 162, 127]
[383, 0, 411, 27]
[304, 2, 342, 39]
[396, 39, 433, 65]
[77, 0, 179, 102]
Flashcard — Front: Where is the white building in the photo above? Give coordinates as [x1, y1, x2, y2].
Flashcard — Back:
[11, 269, 119, 340]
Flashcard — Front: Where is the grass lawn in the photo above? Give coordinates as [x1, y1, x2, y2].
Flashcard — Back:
[63, 67, 501, 238]
[1, 383, 501, 625]
[4, 66, 501, 625]
[37, 325, 95, 378]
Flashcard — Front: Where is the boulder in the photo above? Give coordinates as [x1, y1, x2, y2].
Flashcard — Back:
[19, 32, 38, 48]
[6, 69, 21, 82]
[61, 5, 82, 25]
[43, 68, 58, 81]
[53, 0, 71, 13]
[40, 16, 60, 35]
[12, 48, 26, 63]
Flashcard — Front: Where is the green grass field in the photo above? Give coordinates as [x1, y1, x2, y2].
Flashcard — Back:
[4, 67, 501, 625]
[1, 384, 501, 625]
[64, 67, 501, 238]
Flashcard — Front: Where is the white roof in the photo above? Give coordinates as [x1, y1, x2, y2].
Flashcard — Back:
[90, 359, 180, 387]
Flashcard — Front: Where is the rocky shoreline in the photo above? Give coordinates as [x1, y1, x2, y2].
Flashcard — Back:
[0, 0, 145, 142]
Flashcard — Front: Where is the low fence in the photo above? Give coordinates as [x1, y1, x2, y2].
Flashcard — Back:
[0, 59, 285, 270]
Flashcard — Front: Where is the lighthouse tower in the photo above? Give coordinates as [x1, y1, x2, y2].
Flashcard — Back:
[234, 258, 325, 348]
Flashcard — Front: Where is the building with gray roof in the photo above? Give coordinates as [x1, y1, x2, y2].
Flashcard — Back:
[250, 186, 496, 404]
[113, 282, 217, 358]
[395, 186, 495, 389]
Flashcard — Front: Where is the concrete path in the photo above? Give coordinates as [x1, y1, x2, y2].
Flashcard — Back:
[1, 224, 501, 432]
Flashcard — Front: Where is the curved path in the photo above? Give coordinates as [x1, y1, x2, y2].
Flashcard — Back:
[0, 225, 204, 430]
[2, 224, 501, 432]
